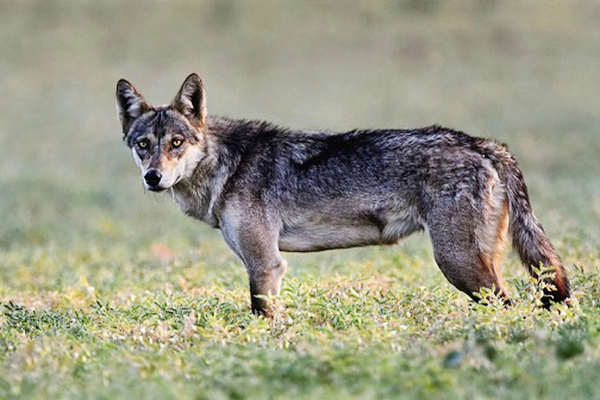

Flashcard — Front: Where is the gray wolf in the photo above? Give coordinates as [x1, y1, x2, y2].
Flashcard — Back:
[116, 73, 569, 317]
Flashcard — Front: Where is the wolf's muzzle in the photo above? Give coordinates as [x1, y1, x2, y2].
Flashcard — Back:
[144, 169, 162, 188]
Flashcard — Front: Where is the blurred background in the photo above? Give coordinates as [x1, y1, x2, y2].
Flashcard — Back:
[1, 0, 599, 251]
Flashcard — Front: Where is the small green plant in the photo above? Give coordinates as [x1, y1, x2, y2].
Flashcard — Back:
[0, 241, 597, 399]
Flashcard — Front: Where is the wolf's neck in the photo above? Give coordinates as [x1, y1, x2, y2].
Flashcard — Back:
[171, 117, 245, 228]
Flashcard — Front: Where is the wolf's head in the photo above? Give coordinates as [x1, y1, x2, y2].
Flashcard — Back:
[116, 74, 209, 192]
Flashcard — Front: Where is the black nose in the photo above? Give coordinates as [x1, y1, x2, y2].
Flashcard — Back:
[144, 170, 162, 187]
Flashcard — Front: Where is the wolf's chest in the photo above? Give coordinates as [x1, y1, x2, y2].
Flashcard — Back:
[173, 187, 220, 228]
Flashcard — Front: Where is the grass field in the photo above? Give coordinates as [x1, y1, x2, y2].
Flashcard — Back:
[1, 1, 600, 398]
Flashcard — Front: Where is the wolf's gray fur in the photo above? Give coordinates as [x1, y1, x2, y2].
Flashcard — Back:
[116, 73, 569, 317]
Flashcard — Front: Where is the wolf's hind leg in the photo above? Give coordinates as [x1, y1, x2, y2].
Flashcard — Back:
[426, 194, 509, 303]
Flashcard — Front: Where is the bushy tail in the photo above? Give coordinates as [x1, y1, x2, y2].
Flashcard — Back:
[488, 144, 569, 305]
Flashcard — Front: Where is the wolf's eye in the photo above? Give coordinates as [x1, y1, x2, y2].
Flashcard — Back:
[137, 139, 150, 149]
[172, 138, 183, 148]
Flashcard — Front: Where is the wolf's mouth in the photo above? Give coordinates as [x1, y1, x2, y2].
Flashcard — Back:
[145, 175, 181, 193]
[147, 186, 168, 192]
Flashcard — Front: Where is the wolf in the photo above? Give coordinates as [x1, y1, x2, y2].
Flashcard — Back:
[115, 73, 569, 317]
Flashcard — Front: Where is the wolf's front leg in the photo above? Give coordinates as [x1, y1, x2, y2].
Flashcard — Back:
[220, 210, 287, 317]
[246, 256, 288, 317]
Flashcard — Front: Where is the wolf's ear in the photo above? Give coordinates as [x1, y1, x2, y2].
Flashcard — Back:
[116, 79, 152, 134]
[171, 73, 207, 128]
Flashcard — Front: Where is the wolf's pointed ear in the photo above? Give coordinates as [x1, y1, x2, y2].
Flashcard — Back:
[116, 79, 152, 135]
[171, 73, 207, 128]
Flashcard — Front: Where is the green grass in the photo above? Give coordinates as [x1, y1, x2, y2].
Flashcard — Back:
[1, 235, 599, 399]
[1, 1, 600, 399]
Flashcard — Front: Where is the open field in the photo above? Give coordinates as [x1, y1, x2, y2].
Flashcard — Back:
[1, 1, 599, 398]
